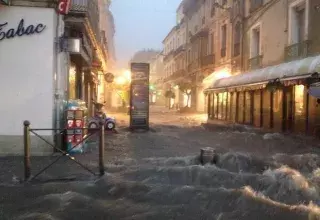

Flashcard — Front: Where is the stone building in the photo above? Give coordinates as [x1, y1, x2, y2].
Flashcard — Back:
[205, 0, 320, 136]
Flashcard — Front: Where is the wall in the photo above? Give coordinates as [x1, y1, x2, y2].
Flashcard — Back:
[0, 6, 56, 155]
[244, 0, 287, 69]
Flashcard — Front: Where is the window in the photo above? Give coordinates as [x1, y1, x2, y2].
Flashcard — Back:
[289, 1, 307, 44]
[233, 22, 241, 56]
[208, 33, 213, 54]
[221, 24, 227, 57]
[211, 1, 216, 17]
[250, 25, 260, 58]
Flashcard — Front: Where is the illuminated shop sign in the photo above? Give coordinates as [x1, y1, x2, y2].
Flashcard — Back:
[0, 19, 46, 42]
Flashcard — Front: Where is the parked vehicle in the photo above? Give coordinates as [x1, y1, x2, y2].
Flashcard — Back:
[88, 100, 116, 130]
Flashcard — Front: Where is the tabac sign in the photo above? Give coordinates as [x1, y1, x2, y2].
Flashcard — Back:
[0, 19, 46, 42]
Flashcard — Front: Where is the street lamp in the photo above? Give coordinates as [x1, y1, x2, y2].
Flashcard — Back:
[115, 76, 127, 85]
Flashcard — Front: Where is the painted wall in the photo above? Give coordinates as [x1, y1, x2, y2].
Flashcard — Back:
[0, 6, 57, 154]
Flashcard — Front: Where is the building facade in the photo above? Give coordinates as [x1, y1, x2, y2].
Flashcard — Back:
[0, 0, 111, 155]
[162, 2, 188, 109]
[205, 0, 320, 136]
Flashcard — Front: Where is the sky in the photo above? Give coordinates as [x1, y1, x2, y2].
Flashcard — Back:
[110, 0, 182, 69]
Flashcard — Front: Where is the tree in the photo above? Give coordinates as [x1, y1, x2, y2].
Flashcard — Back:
[164, 90, 176, 99]
[177, 80, 193, 108]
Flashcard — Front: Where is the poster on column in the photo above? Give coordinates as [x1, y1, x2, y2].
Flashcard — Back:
[130, 63, 150, 130]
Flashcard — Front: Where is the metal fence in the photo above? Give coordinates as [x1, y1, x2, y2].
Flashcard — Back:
[23, 120, 105, 182]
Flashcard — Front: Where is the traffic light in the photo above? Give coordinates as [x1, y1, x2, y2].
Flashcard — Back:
[149, 84, 155, 90]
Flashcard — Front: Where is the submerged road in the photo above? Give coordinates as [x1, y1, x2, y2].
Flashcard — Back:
[0, 106, 320, 219]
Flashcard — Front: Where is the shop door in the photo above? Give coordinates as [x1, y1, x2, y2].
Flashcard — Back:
[283, 86, 293, 132]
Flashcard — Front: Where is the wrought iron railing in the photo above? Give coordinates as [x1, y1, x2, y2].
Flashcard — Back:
[248, 55, 262, 70]
[249, 0, 263, 13]
[188, 59, 200, 72]
[201, 54, 215, 67]
[69, 0, 100, 42]
[285, 40, 311, 62]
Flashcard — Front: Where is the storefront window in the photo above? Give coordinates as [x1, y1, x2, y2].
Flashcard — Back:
[69, 65, 76, 100]
[222, 92, 227, 120]
[213, 93, 218, 118]
[238, 92, 244, 123]
[294, 85, 304, 115]
[245, 91, 252, 124]
[218, 93, 223, 119]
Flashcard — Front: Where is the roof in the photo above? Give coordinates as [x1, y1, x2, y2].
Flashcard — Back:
[162, 26, 178, 44]
[206, 55, 320, 91]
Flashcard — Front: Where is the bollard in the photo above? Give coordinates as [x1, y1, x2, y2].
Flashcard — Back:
[99, 122, 105, 176]
[200, 147, 215, 165]
[23, 120, 31, 181]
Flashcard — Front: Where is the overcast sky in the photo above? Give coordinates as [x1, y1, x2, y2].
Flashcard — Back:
[111, 0, 182, 69]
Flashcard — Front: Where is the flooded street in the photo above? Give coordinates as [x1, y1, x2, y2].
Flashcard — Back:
[1, 108, 320, 220]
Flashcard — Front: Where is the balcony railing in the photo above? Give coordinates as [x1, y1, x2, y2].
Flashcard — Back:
[248, 55, 262, 70]
[285, 40, 311, 62]
[69, 0, 100, 42]
[201, 54, 215, 67]
[188, 59, 200, 72]
[250, 0, 263, 13]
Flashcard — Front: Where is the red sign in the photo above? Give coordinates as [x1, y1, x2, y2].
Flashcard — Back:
[57, 0, 71, 15]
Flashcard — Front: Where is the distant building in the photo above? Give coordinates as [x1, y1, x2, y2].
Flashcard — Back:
[130, 49, 161, 64]
[150, 53, 165, 105]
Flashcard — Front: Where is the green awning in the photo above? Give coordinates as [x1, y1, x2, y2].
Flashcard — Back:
[205, 55, 320, 91]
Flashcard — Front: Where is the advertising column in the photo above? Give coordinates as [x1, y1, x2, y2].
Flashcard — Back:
[130, 63, 150, 130]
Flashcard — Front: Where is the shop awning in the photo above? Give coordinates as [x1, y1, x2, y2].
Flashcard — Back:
[205, 55, 320, 92]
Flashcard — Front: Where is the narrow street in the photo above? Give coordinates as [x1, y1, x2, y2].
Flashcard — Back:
[0, 107, 320, 219]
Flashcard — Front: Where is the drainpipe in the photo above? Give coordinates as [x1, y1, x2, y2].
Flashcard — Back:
[53, 13, 64, 148]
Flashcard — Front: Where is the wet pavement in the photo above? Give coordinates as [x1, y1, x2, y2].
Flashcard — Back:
[0, 106, 320, 219]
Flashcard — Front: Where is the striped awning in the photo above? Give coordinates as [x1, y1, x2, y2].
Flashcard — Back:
[205, 55, 320, 92]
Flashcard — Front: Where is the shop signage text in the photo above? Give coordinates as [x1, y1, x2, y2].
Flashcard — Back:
[0, 19, 46, 41]
[57, 0, 71, 15]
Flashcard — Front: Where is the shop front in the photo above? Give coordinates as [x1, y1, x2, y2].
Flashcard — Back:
[0, 6, 65, 155]
[205, 55, 320, 136]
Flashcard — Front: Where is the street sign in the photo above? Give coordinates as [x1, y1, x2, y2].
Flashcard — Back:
[130, 63, 150, 130]
[57, 0, 71, 15]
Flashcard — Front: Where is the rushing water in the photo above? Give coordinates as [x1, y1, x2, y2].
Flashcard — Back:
[1, 152, 320, 220]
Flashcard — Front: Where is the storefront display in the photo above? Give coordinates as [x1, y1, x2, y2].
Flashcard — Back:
[65, 99, 88, 154]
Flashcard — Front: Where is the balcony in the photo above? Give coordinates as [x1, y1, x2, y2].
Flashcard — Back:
[188, 59, 200, 73]
[170, 69, 186, 81]
[190, 28, 209, 43]
[248, 55, 262, 70]
[285, 40, 311, 62]
[250, 0, 263, 13]
[201, 54, 215, 67]
[68, 0, 100, 42]
[173, 45, 186, 57]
